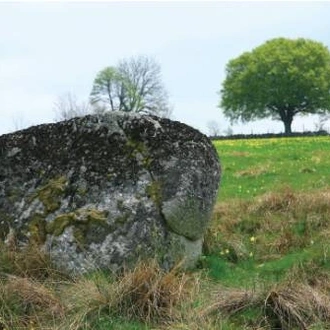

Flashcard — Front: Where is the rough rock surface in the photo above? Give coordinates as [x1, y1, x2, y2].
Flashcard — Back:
[0, 112, 221, 274]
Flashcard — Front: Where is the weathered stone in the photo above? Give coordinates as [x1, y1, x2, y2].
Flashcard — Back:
[0, 112, 221, 274]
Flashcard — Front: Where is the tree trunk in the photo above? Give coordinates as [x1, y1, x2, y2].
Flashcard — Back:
[279, 107, 294, 135]
[283, 119, 292, 135]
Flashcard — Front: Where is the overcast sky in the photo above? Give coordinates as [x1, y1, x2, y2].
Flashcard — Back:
[1, 1, 330, 136]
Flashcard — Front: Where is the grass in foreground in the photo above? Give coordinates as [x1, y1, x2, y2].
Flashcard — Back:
[0, 246, 198, 330]
[1, 136, 330, 329]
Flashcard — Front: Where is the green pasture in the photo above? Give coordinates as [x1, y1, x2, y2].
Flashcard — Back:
[209, 136, 330, 284]
[199, 135, 330, 328]
[213, 136, 330, 200]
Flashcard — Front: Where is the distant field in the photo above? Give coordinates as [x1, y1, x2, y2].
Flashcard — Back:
[213, 136, 330, 200]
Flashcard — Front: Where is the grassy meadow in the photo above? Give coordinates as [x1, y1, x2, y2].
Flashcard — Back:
[1, 136, 330, 329]
[214, 136, 330, 200]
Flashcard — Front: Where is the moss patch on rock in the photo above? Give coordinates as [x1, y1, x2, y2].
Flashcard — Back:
[46, 208, 109, 246]
[146, 180, 163, 209]
[125, 138, 153, 169]
[32, 176, 67, 214]
[28, 213, 47, 245]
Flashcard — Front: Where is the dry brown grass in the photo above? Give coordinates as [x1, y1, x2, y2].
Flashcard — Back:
[200, 266, 330, 330]
[265, 278, 330, 329]
[250, 188, 330, 216]
[0, 239, 198, 330]
[230, 151, 251, 157]
[201, 286, 263, 317]
[0, 240, 69, 281]
[4, 276, 64, 315]
[203, 199, 249, 256]
[205, 188, 330, 260]
[210, 188, 330, 224]
[234, 165, 270, 178]
[116, 261, 194, 323]
[0, 242, 69, 329]
[59, 260, 196, 329]
[0, 275, 65, 329]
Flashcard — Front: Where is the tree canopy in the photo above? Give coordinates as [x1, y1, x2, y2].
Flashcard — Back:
[219, 38, 330, 133]
[90, 55, 171, 117]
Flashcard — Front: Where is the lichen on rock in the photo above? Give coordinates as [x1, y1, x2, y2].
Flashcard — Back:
[32, 176, 67, 214]
[0, 112, 221, 274]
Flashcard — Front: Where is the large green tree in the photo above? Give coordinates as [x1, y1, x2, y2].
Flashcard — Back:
[220, 38, 330, 134]
[90, 55, 171, 117]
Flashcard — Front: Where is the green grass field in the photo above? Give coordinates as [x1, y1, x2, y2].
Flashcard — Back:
[1, 136, 330, 329]
[214, 136, 330, 200]
[203, 136, 330, 329]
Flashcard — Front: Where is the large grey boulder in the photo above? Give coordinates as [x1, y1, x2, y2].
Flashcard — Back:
[0, 112, 221, 274]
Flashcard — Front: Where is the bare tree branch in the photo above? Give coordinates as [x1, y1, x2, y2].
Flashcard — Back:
[90, 55, 171, 117]
[53, 92, 91, 121]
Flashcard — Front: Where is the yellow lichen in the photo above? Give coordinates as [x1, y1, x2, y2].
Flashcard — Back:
[35, 176, 67, 213]
[146, 180, 163, 208]
[28, 213, 47, 245]
[46, 213, 76, 236]
[46, 208, 108, 245]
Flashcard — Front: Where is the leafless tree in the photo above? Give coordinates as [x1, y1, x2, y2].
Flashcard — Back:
[12, 112, 30, 131]
[53, 92, 91, 121]
[90, 55, 171, 118]
[223, 126, 234, 136]
[207, 120, 221, 137]
[314, 113, 330, 132]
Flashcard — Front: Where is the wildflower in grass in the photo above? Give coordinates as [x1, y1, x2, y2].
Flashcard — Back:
[250, 236, 256, 243]
[249, 252, 253, 257]
[220, 249, 230, 256]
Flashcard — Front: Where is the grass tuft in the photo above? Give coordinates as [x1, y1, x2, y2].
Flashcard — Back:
[201, 266, 330, 329]
[114, 260, 192, 323]
[58, 260, 195, 329]
[265, 278, 330, 329]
